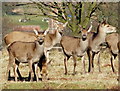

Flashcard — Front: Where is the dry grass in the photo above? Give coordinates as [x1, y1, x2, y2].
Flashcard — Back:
[0, 48, 119, 90]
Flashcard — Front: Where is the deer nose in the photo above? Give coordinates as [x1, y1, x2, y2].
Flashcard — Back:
[82, 34, 87, 38]
[111, 27, 116, 32]
[82, 35, 87, 41]
[40, 38, 43, 41]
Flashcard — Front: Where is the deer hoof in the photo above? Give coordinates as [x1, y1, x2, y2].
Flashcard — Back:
[99, 71, 102, 73]
[72, 72, 77, 76]
[64, 72, 67, 75]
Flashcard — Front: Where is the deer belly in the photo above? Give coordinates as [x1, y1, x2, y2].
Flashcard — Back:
[15, 57, 28, 63]
[64, 49, 72, 56]
[77, 51, 85, 57]
[76, 47, 87, 56]
[92, 46, 100, 53]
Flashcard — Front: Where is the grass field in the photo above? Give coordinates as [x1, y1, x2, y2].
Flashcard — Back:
[4, 14, 48, 30]
[0, 48, 119, 90]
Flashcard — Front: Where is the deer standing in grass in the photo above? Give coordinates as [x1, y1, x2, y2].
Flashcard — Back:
[60, 26, 90, 75]
[43, 22, 68, 62]
[4, 22, 67, 80]
[105, 33, 120, 73]
[7, 34, 46, 81]
[87, 20, 117, 72]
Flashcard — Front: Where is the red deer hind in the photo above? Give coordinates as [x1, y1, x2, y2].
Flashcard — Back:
[60, 26, 90, 75]
[105, 33, 120, 73]
[87, 20, 117, 73]
[6, 34, 46, 81]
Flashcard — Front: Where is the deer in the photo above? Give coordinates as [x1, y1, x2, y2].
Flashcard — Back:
[105, 33, 120, 73]
[4, 30, 39, 46]
[4, 30, 41, 80]
[4, 22, 68, 61]
[87, 20, 117, 73]
[60, 26, 90, 75]
[6, 34, 47, 82]
[43, 22, 68, 62]
[4, 22, 68, 80]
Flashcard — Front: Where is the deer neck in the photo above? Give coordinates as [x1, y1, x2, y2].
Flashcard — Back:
[93, 27, 106, 45]
[53, 30, 62, 45]
[76, 38, 88, 56]
[96, 26, 106, 43]
[90, 26, 106, 53]
[81, 39, 88, 50]
[32, 41, 44, 62]
[35, 41, 44, 54]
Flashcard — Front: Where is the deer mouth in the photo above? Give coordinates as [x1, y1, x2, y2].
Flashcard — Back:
[38, 40, 44, 45]
[82, 35, 87, 41]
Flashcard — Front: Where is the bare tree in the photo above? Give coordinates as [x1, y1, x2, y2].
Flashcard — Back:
[30, 2, 101, 35]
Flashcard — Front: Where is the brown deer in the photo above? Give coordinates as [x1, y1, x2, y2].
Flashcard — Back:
[7, 34, 47, 81]
[60, 27, 89, 75]
[87, 20, 117, 72]
[4, 30, 39, 45]
[4, 30, 40, 80]
[4, 22, 67, 80]
[105, 33, 120, 73]
[43, 22, 68, 62]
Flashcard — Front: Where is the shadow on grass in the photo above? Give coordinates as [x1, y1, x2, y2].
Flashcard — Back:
[8, 76, 42, 82]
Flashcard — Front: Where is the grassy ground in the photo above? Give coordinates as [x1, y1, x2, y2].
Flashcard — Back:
[0, 48, 119, 90]
[6, 15, 48, 30]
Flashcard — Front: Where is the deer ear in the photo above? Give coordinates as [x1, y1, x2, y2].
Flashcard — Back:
[33, 29, 38, 35]
[44, 27, 49, 35]
[87, 24, 92, 32]
[102, 19, 107, 25]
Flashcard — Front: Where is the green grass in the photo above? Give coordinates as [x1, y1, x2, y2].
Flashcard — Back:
[3, 82, 59, 89]
[2, 81, 117, 89]
[6, 15, 48, 30]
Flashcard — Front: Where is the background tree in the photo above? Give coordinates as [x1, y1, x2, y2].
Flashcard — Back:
[31, 2, 101, 35]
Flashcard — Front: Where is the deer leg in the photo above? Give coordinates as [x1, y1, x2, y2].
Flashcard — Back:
[97, 52, 101, 72]
[118, 50, 120, 81]
[32, 63, 37, 81]
[36, 64, 39, 82]
[44, 49, 49, 62]
[33, 63, 39, 81]
[91, 52, 95, 73]
[13, 64, 18, 82]
[28, 61, 33, 81]
[87, 49, 92, 72]
[64, 57, 67, 75]
[16, 68, 23, 80]
[81, 56, 86, 73]
[40, 55, 47, 81]
[72, 54, 77, 75]
[110, 55, 115, 73]
[6, 54, 14, 81]
[41, 64, 47, 81]
[15, 60, 23, 80]
[64, 56, 69, 75]
[6, 62, 12, 81]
